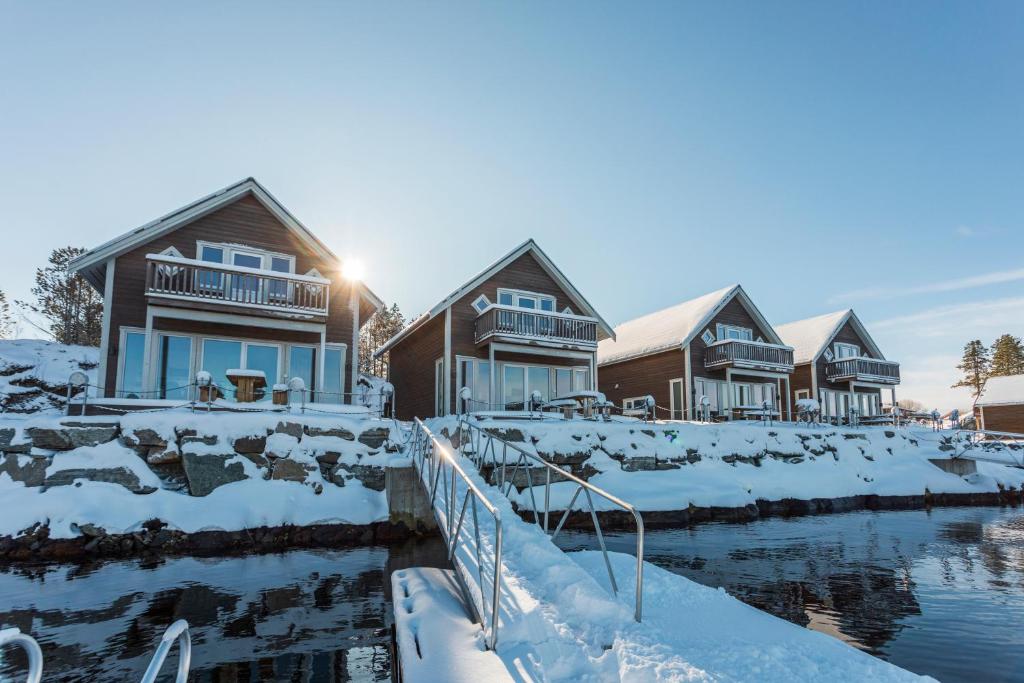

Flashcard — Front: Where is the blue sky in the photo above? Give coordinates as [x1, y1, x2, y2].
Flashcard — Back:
[1, 2, 1022, 409]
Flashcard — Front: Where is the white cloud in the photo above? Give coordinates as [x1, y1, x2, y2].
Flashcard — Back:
[827, 267, 1024, 304]
[955, 225, 976, 237]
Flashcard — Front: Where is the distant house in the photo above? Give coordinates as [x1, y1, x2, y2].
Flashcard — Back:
[775, 309, 900, 423]
[598, 285, 795, 421]
[375, 240, 614, 420]
[70, 178, 383, 404]
[974, 375, 1024, 433]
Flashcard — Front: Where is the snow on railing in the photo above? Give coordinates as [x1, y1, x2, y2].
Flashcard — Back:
[456, 416, 645, 622]
[704, 339, 794, 371]
[475, 305, 598, 346]
[825, 357, 900, 383]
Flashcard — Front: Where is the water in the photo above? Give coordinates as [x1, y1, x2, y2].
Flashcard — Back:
[559, 506, 1024, 682]
[0, 537, 447, 682]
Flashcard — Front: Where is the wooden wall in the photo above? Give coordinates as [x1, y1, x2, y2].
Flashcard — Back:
[387, 315, 445, 421]
[598, 349, 684, 412]
[977, 405, 1024, 433]
[813, 318, 884, 394]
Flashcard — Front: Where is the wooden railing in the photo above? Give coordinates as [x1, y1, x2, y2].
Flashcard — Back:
[704, 339, 794, 372]
[826, 357, 900, 384]
[145, 254, 330, 316]
[475, 306, 598, 347]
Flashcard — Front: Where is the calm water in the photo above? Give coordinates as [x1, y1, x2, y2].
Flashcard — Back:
[0, 537, 447, 682]
[560, 506, 1024, 682]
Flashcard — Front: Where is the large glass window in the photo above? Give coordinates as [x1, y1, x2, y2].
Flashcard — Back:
[202, 340, 243, 400]
[120, 331, 146, 398]
[198, 246, 225, 290]
[321, 347, 345, 404]
[554, 368, 572, 398]
[572, 368, 590, 391]
[476, 361, 490, 408]
[288, 346, 316, 402]
[503, 365, 526, 410]
[717, 323, 753, 341]
[528, 366, 550, 404]
[246, 344, 280, 398]
[157, 335, 192, 400]
[835, 343, 860, 359]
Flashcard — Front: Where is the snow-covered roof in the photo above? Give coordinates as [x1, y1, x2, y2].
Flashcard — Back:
[373, 239, 614, 357]
[775, 309, 885, 365]
[69, 177, 383, 312]
[977, 374, 1024, 407]
[597, 285, 783, 366]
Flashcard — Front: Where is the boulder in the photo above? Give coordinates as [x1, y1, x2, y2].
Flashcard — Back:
[181, 453, 248, 496]
[120, 428, 168, 449]
[27, 423, 119, 450]
[146, 447, 181, 465]
[180, 434, 218, 447]
[335, 463, 386, 491]
[305, 425, 355, 440]
[484, 427, 525, 443]
[0, 453, 47, 487]
[274, 421, 304, 439]
[357, 427, 389, 449]
[232, 434, 267, 454]
[313, 451, 343, 466]
[44, 467, 156, 494]
[620, 456, 657, 472]
[271, 458, 309, 483]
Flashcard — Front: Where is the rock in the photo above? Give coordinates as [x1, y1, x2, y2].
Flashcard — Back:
[146, 446, 181, 465]
[232, 435, 267, 454]
[484, 427, 525, 443]
[239, 452, 269, 468]
[357, 427, 389, 449]
[181, 453, 249, 496]
[305, 426, 355, 440]
[0, 453, 47, 487]
[335, 463, 386, 491]
[75, 523, 105, 538]
[27, 423, 119, 450]
[181, 434, 218, 447]
[314, 451, 343, 466]
[265, 433, 299, 460]
[621, 456, 656, 472]
[120, 428, 168, 449]
[44, 467, 156, 494]
[271, 458, 309, 483]
[275, 421, 304, 439]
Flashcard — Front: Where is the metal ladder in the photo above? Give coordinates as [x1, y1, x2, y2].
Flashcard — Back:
[0, 619, 191, 683]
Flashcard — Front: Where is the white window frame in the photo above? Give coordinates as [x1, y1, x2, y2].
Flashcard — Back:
[623, 396, 647, 411]
[835, 342, 860, 359]
[496, 287, 556, 312]
[669, 377, 685, 419]
[154, 332, 194, 399]
[701, 329, 715, 345]
[200, 338, 285, 386]
[795, 389, 810, 401]
[823, 347, 835, 362]
[716, 323, 753, 341]
[472, 294, 491, 314]
[196, 240, 296, 273]
[116, 326, 147, 398]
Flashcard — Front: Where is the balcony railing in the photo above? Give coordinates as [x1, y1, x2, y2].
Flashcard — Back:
[826, 357, 901, 384]
[704, 339, 794, 372]
[475, 305, 598, 348]
[145, 254, 330, 317]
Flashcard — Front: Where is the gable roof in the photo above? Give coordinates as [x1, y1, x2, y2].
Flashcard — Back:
[775, 309, 884, 365]
[69, 177, 383, 312]
[976, 374, 1024, 407]
[373, 239, 614, 358]
[597, 284, 785, 366]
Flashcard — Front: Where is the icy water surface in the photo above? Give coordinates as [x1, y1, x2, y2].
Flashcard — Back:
[0, 537, 447, 682]
[561, 506, 1024, 682]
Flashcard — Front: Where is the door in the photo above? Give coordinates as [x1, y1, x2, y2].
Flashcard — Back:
[288, 346, 316, 402]
[231, 250, 263, 302]
[669, 378, 684, 420]
[503, 365, 526, 410]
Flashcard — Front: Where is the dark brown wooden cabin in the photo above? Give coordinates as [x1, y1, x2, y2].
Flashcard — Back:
[375, 240, 614, 420]
[598, 285, 796, 421]
[775, 309, 900, 422]
[974, 375, 1024, 434]
[70, 178, 382, 405]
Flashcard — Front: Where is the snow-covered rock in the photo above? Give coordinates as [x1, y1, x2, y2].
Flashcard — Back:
[0, 339, 98, 413]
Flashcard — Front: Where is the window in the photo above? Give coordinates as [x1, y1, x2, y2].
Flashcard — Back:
[623, 397, 648, 412]
[795, 389, 810, 401]
[156, 334, 192, 400]
[695, 378, 721, 413]
[823, 348, 835, 362]
[670, 378, 684, 420]
[288, 346, 316, 402]
[496, 288, 555, 311]
[835, 343, 860, 359]
[435, 358, 445, 416]
[573, 368, 590, 391]
[701, 329, 715, 345]
[119, 330, 146, 398]
[472, 294, 491, 314]
[196, 241, 296, 273]
[456, 358, 492, 412]
[554, 368, 572, 398]
[200, 339, 282, 401]
[561, 306, 572, 315]
[320, 346, 346, 404]
[528, 366, 550, 404]
[716, 323, 752, 341]
[503, 365, 526, 410]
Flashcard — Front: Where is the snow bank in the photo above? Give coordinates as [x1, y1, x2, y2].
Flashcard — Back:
[0, 339, 98, 413]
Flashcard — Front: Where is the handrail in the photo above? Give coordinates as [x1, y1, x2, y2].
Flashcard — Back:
[410, 418, 504, 649]
[456, 416, 645, 622]
[140, 619, 192, 683]
[475, 307, 599, 346]
[0, 627, 43, 683]
[826, 357, 900, 383]
[704, 339, 794, 371]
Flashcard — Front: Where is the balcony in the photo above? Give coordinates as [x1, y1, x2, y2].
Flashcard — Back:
[474, 305, 598, 349]
[826, 357, 901, 384]
[145, 254, 330, 319]
[704, 339, 794, 373]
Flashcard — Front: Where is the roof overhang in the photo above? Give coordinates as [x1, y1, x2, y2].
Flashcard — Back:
[809, 310, 885, 364]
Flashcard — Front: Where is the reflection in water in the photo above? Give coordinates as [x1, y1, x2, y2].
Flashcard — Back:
[559, 507, 1024, 683]
[0, 537, 447, 682]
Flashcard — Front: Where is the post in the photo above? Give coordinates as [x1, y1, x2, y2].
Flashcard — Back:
[488, 344, 496, 411]
[724, 369, 733, 421]
[350, 284, 360, 405]
[142, 308, 155, 396]
[784, 376, 791, 422]
[318, 329, 326, 404]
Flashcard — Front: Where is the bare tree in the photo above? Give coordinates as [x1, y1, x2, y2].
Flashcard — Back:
[18, 247, 102, 346]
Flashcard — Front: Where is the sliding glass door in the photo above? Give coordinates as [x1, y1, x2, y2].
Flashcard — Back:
[156, 334, 192, 400]
[201, 339, 281, 401]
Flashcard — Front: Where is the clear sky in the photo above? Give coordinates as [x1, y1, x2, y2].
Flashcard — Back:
[1, 2, 1022, 410]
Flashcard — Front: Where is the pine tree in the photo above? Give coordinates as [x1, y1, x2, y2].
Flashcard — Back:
[18, 247, 103, 346]
[359, 302, 406, 376]
[0, 290, 13, 339]
[989, 334, 1024, 377]
[952, 339, 990, 399]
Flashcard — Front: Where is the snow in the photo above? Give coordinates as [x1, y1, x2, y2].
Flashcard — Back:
[225, 368, 265, 379]
[775, 310, 850, 365]
[0, 339, 99, 411]
[597, 285, 738, 366]
[976, 374, 1024, 407]
[392, 568, 514, 683]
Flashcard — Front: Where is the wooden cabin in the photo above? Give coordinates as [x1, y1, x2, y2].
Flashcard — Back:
[70, 178, 382, 405]
[598, 285, 795, 421]
[375, 240, 614, 420]
[975, 375, 1024, 433]
[776, 309, 900, 423]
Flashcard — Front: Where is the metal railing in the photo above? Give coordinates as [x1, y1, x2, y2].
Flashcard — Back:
[0, 627, 43, 683]
[475, 306, 598, 347]
[145, 254, 329, 316]
[409, 419, 504, 649]
[455, 416, 645, 622]
[140, 620, 192, 683]
[826, 357, 901, 384]
[704, 339, 794, 372]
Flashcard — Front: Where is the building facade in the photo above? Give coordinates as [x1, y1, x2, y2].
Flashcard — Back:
[974, 375, 1024, 433]
[376, 240, 614, 420]
[71, 178, 382, 404]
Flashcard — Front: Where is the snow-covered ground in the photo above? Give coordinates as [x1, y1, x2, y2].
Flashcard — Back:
[0, 339, 98, 412]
